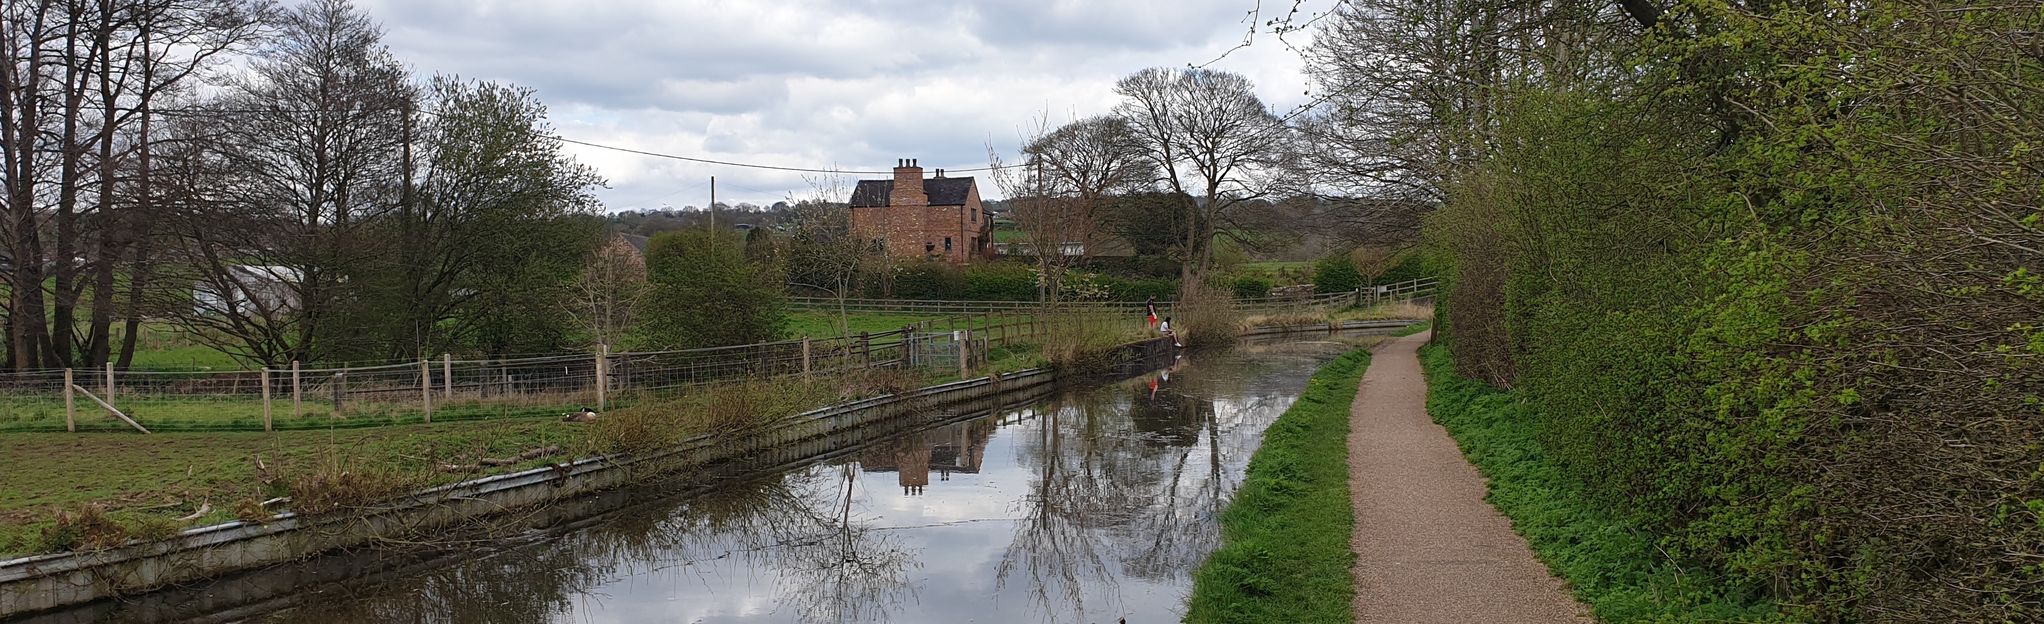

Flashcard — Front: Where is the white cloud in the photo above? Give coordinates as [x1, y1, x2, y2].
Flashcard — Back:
[354, 0, 1325, 209]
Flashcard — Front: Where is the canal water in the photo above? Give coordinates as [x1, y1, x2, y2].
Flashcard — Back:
[144, 335, 1376, 624]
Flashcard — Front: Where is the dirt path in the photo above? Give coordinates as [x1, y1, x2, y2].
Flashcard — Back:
[1348, 331, 1591, 623]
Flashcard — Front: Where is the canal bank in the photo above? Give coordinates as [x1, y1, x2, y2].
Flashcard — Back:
[0, 323, 1406, 617]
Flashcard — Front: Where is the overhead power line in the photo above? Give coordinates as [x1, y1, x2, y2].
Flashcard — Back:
[81, 103, 1017, 175]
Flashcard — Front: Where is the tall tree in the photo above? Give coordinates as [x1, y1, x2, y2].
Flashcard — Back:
[992, 115, 1153, 303]
[1112, 67, 1281, 284]
[372, 76, 603, 358]
[176, 0, 408, 365]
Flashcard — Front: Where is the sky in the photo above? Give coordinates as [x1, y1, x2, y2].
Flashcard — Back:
[353, 0, 1326, 211]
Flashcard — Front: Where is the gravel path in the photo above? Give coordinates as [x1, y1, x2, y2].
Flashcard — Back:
[1349, 331, 1592, 623]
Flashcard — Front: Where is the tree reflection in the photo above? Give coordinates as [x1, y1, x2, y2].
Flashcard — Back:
[261, 464, 918, 623]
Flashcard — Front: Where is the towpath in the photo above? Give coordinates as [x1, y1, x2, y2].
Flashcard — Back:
[1348, 331, 1591, 623]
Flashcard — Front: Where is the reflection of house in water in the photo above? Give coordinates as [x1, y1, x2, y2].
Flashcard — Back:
[859, 419, 995, 495]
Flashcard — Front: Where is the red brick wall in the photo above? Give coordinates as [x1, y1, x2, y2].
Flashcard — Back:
[851, 168, 994, 264]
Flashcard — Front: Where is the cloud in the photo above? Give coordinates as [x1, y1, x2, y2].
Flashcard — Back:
[353, 0, 1326, 209]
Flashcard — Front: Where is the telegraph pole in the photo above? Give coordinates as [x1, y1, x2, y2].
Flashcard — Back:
[709, 175, 717, 253]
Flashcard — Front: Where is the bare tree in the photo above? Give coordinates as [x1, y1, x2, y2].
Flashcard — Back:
[1112, 67, 1282, 284]
[0, 0, 268, 369]
[991, 115, 1153, 304]
[172, 0, 409, 365]
[780, 173, 869, 337]
[567, 232, 646, 350]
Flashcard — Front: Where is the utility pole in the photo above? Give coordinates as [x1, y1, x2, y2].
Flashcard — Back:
[709, 175, 717, 253]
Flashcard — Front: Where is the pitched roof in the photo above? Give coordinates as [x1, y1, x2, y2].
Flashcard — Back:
[849, 177, 977, 207]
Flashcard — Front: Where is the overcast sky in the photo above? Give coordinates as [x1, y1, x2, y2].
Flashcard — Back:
[352, 0, 1324, 211]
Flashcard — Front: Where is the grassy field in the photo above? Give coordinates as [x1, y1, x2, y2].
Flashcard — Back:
[0, 417, 581, 558]
[1186, 349, 1370, 623]
[1419, 345, 1793, 623]
[0, 340, 1059, 559]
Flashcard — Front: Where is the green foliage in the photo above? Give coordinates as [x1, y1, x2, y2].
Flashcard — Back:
[1368, 252, 1440, 286]
[1422, 3, 2044, 619]
[1186, 349, 1368, 623]
[1312, 254, 1361, 294]
[888, 260, 967, 299]
[1231, 275, 1273, 300]
[642, 229, 786, 348]
[1422, 345, 1795, 622]
[963, 262, 1039, 300]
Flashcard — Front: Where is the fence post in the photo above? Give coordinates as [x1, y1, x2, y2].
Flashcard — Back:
[420, 359, 433, 423]
[261, 367, 273, 432]
[292, 361, 303, 420]
[801, 337, 812, 379]
[104, 361, 114, 401]
[595, 344, 608, 411]
[442, 353, 453, 399]
[957, 330, 970, 377]
[64, 368, 75, 433]
[333, 369, 347, 415]
[859, 332, 871, 367]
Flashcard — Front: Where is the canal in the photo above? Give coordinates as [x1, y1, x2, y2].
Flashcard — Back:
[100, 335, 1380, 624]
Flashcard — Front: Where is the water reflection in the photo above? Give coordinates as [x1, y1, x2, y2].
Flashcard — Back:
[176, 338, 1375, 624]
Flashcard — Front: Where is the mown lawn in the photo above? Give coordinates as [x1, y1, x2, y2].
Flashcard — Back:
[1186, 349, 1370, 623]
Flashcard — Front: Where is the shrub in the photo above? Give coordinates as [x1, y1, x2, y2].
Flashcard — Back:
[892, 260, 967, 299]
[1232, 275, 1273, 300]
[1099, 274, 1178, 301]
[964, 261, 1039, 300]
[1312, 254, 1361, 295]
[642, 229, 787, 348]
[1174, 280, 1242, 348]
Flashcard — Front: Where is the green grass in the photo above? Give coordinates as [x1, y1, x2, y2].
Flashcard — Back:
[0, 417, 581, 559]
[1392, 320, 1432, 337]
[1186, 349, 1370, 623]
[1419, 345, 1795, 623]
[124, 344, 243, 370]
[783, 310, 1028, 338]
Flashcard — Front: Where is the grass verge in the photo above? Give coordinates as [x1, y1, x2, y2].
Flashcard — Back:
[1419, 345, 1794, 623]
[1186, 349, 1370, 623]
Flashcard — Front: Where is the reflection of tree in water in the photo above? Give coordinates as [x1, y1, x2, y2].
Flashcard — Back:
[263, 467, 917, 624]
[996, 358, 1309, 622]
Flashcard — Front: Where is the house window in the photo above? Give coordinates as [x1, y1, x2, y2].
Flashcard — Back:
[944, 237, 953, 252]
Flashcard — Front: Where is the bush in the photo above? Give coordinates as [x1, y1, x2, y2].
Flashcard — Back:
[642, 229, 787, 348]
[1173, 280, 1241, 348]
[964, 262, 1039, 300]
[891, 260, 967, 299]
[1232, 275, 1273, 300]
[1099, 274, 1178, 301]
[1312, 254, 1361, 295]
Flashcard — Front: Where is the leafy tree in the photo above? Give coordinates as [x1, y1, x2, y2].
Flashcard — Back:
[1311, 254, 1361, 295]
[641, 229, 785, 349]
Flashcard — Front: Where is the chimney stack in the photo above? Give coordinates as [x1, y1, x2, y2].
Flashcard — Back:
[890, 157, 927, 207]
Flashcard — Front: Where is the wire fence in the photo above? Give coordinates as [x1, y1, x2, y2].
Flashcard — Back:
[0, 315, 1051, 434]
[0, 278, 1436, 435]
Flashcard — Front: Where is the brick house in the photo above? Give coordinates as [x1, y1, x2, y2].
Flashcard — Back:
[849, 159, 993, 263]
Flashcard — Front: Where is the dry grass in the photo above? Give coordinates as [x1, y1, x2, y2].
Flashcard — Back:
[1175, 281, 1244, 348]
[1037, 311, 1136, 373]
[1243, 311, 1339, 329]
[1340, 300, 1435, 321]
[286, 456, 428, 516]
